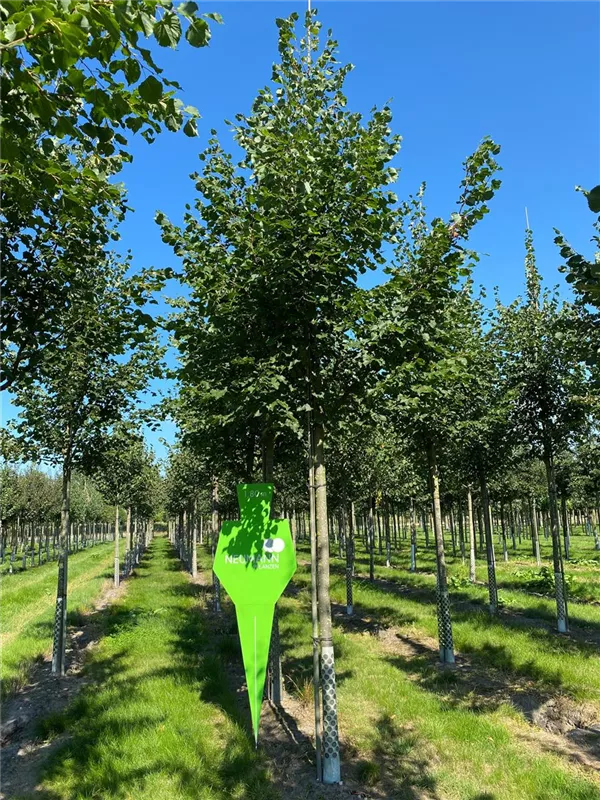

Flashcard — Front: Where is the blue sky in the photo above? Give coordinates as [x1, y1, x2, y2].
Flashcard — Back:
[5, 1, 599, 464]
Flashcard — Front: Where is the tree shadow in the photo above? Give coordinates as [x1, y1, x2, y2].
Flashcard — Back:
[360, 711, 441, 799]
[6, 540, 279, 800]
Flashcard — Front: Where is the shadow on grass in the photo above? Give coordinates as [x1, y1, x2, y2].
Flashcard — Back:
[363, 712, 441, 800]
[10, 540, 278, 800]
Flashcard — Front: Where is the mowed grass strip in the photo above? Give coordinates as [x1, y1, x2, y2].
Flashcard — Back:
[27, 537, 277, 800]
[189, 546, 600, 798]
[1, 541, 116, 697]
[307, 532, 600, 704]
[276, 591, 600, 800]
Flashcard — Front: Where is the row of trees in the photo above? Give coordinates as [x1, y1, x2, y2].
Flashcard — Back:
[3, 4, 598, 785]
[156, 11, 599, 783]
[1, 1, 220, 674]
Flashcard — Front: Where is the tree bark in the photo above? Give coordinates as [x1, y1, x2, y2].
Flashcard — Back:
[530, 497, 541, 566]
[427, 439, 454, 664]
[114, 505, 120, 587]
[543, 449, 569, 633]
[211, 477, 221, 612]
[479, 467, 498, 615]
[467, 486, 476, 583]
[312, 421, 341, 783]
[346, 502, 354, 615]
[52, 455, 71, 676]
[263, 429, 283, 706]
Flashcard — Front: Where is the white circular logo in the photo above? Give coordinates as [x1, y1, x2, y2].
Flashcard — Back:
[263, 537, 285, 553]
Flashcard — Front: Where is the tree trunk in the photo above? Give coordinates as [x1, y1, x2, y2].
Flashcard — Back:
[346, 502, 354, 615]
[368, 497, 375, 581]
[543, 450, 569, 633]
[263, 430, 283, 707]
[500, 501, 509, 563]
[479, 467, 498, 615]
[427, 440, 454, 664]
[530, 497, 541, 566]
[410, 499, 417, 573]
[211, 478, 221, 612]
[560, 495, 570, 561]
[307, 422, 322, 782]
[312, 421, 341, 783]
[114, 505, 120, 587]
[467, 486, 476, 583]
[192, 499, 198, 578]
[52, 457, 71, 676]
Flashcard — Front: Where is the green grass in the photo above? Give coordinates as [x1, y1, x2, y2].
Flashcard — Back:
[314, 531, 600, 704]
[9, 531, 599, 800]
[197, 531, 600, 799]
[1, 541, 116, 697]
[23, 537, 277, 800]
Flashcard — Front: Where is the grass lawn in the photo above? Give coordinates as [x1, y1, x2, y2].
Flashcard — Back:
[1, 541, 116, 698]
[24, 537, 277, 800]
[9, 531, 600, 799]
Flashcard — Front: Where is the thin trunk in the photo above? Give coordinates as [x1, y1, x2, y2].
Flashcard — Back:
[368, 497, 375, 581]
[192, 499, 198, 578]
[467, 486, 476, 583]
[52, 456, 71, 676]
[560, 495, 570, 561]
[308, 417, 322, 781]
[114, 505, 120, 587]
[345, 502, 354, 615]
[531, 497, 541, 566]
[410, 499, 417, 573]
[211, 478, 221, 612]
[263, 430, 282, 706]
[479, 467, 498, 615]
[427, 440, 454, 664]
[543, 449, 569, 633]
[313, 421, 341, 783]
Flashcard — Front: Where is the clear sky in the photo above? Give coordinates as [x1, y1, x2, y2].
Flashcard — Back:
[5, 1, 600, 464]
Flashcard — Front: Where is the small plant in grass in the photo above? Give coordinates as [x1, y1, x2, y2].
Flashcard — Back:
[514, 566, 573, 596]
[356, 759, 381, 786]
[449, 575, 473, 589]
[287, 675, 314, 709]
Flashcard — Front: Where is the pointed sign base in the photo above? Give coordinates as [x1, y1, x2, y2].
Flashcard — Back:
[236, 603, 275, 744]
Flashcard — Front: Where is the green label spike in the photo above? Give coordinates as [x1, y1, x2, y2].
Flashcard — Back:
[212, 484, 297, 743]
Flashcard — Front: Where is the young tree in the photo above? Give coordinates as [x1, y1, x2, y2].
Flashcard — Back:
[496, 227, 591, 632]
[362, 142, 502, 662]
[158, 11, 401, 781]
[9, 245, 161, 673]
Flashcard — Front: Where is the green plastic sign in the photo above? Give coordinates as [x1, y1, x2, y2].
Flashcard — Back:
[212, 483, 297, 743]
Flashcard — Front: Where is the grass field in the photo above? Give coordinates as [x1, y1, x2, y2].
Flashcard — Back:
[20, 537, 276, 800]
[1, 541, 116, 698]
[4, 531, 599, 800]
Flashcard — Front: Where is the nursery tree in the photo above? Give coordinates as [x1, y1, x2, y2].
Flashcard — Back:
[158, 11, 401, 781]
[9, 245, 162, 673]
[362, 141, 502, 662]
[496, 227, 591, 632]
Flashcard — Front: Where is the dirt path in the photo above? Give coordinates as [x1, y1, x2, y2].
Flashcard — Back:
[191, 569, 369, 799]
[0, 579, 128, 799]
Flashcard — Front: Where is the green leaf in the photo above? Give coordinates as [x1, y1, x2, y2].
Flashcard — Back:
[124, 58, 141, 84]
[138, 75, 163, 103]
[586, 185, 600, 214]
[183, 118, 198, 137]
[185, 18, 209, 47]
[154, 11, 182, 48]
[178, 2, 199, 15]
